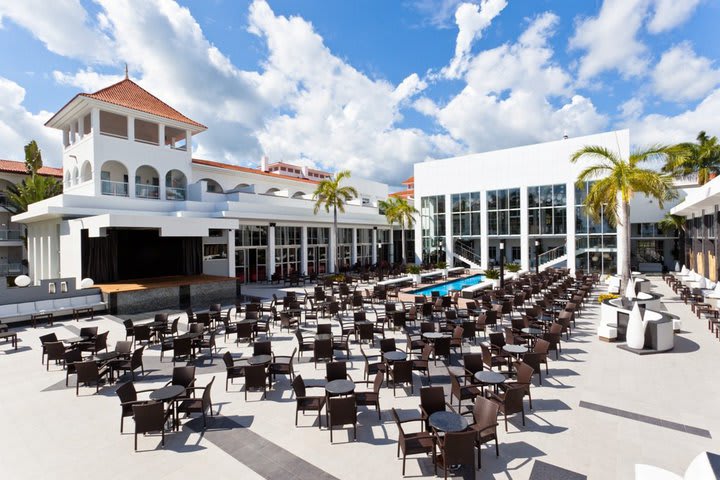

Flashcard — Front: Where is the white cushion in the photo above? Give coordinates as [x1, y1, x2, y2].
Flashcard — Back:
[17, 302, 36, 314]
[88, 294, 103, 303]
[70, 296, 87, 307]
[672, 319, 682, 331]
[53, 298, 72, 309]
[0, 304, 18, 317]
[35, 300, 53, 311]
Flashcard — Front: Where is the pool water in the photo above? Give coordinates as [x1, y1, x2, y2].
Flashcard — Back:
[411, 274, 486, 297]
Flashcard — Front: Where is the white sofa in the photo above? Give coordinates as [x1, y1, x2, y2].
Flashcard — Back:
[0, 294, 107, 324]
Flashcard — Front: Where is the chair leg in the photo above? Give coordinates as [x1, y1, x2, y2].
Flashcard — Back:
[495, 436, 499, 456]
[135, 432, 138, 451]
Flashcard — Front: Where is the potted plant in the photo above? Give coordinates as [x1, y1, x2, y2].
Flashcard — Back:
[436, 261, 448, 279]
[483, 268, 501, 288]
[406, 264, 422, 285]
[506, 263, 521, 278]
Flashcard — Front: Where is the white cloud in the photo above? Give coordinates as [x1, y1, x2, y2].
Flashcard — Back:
[619, 97, 644, 120]
[0, 77, 61, 165]
[52, 69, 124, 92]
[570, 0, 650, 82]
[0, 0, 113, 63]
[406, 0, 467, 28]
[651, 42, 720, 103]
[648, 0, 702, 33]
[626, 89, 720, 145]
[444, 0, 508, 79]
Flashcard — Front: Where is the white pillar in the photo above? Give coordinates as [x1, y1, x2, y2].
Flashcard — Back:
[520, 186, 530, 272]
[91, 107, 100, 134]
[300, 226, 308, 275]
[127, 115, 135, 142]
[444, 193, 453, 267]
[390, 228, 396, 264]
[63, 129, 70, 148]
[480, 190, 489, 270]
[70, 122, 76, 145]
[159, 124, 166, 148]
[328, 227, 337, 273]
[371, 228, 378, 264]
[267, 224, 276, 280]
[227, 229, 235, 278]
[76, 119, 84, 140]
[566, 182, 576, 275]
[351, 227, 357, 266]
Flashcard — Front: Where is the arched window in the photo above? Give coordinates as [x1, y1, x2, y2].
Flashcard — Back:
[165, 169, 187, 200]
[100, 160, 129, 196]
[198, 178, 223, 193]
[80, 161, 92, 183]
[135, 165, 160, 199]
[292, 191, 307, 199]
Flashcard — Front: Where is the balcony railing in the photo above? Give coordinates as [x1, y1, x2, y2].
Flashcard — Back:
[136, 184, 160, 199]
[166, 187, 186, 201]
[0, 263, 23, 276]
[0, 229, 22, 241]
[101, 180, 129, 197]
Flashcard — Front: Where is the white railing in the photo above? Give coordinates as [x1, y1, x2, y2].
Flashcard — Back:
[0, 229, 22, 241]
[101, 180, 129, 197]
[136, 184, 160, 199]
[166, 187, 186, 201]
[99, 131, 128, 140]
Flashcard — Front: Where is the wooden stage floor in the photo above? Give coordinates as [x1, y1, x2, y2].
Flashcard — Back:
[95, 275, 235, 294]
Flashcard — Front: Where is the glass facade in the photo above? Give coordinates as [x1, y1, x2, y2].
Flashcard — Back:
[528, 184, 566, 235]
[575, 182, 617, 274]
[307, 227, 329, 274]
[487, 188, 520, 235]
[235, 225, 268, 283]
[275, 226, 301, 276]
[451, 192, 481, 237]
[420, 195, 446, 264]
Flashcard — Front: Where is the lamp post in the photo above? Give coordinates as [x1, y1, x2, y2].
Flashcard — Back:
[499, 240, 505, 288]
[534, 239, 540, 274]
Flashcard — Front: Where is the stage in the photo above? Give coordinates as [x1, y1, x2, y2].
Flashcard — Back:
[96, 275, 240, 315]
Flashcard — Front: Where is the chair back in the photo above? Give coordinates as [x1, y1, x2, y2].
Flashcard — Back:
[515, 361, 534, 384]
[329, 395, 357, 426]
[154, 313, 168, 323]
[64, 348, 82, 366]
[353, 311, 366, 322]
[237, 322, 253, 340]
[480, 344, 494, 368]
[358, 323, 373, 341]
[172, 366, 196, 388]
[292, 375, 307, 398]
[116, 381, 137, 404]
[433, 337, 450, 357]
[75, 360, 99, 383]
[534, 338, 550, 354]
[485, 309, 498, 326]
[461, 321, 475, 339]
[372, 371, 385, 393]
[123, 319, 134, 334]
[210, 304, 222, 313]
[420, 322, 435, 334]
[95, 331, 109, 351]
[131, 346, 145, 369]
[442, 430, 479, 466]
[174, 337, 192, 358]
[503, 327, 515, 345]
[452, 326, 464, 340]
[463, 353, 483, 375]
[253, 340, 272, 356]
[222, 351, 235, 368]
[420, 386, 446, 416]
[115, 341, 132, 356]
[473, 396, 499, 429]
[503, 385, 526, 414]
[46, 341, 66, 361]
[326, 361, 348, 381]
[196, 313, 211, 328]
[133, 402, 166, 434]
[314, 339, 333, 360]
[201, 376, 215, 407]
[134, 325, 151, 342]
[40, 333, 58, 345]
[80, 326, 98, 339]
[489, 332, 505, 349]
[317, 323, 332, 335]
[380, 338, 396, 353]
[245, 365, 267, 388]
[393, 360, 413, 382]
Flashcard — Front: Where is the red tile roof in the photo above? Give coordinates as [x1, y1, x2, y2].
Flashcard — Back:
[0, 159, 63, 178]
[401, 176, 414, 185]
[390, 189, 414, 198]
[46, 78, 206, 130]
[192, 158, 319, 184]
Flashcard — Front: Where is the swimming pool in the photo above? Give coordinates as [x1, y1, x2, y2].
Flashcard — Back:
[411, 274, 486, 297]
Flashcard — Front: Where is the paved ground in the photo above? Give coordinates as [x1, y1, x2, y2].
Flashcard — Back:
[1, 277, 717, 479]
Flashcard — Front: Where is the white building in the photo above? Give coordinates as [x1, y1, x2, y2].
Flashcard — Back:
[13, 78, 394, 285]
[413, 130, 688, 275]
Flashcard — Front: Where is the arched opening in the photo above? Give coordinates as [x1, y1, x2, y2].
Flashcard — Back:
[165, 169, 187, 200]
[0, 179, 13, 208]
[80, 161, 92, 183]
[100, 160, 129, 196]
[264, 187, 282, 196]
[232, 183, 254, 193]
[199, 178, 223, 193]
[72, 167, 79, 186]
[64, 171, 72, 189]
[135, 165, 160, 199]
[292, 191, 307, 199]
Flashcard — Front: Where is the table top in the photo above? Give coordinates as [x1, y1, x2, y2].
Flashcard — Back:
[354, 320, 372, 326]
[0, 331, 16, 338]
[176, 332, 202, 341]
[325, 379, 355, 395]
[248, 354, 272, 365]
[315, 333, 332, 341]
[90, 351, 120, 362]
[474, 371, 506, 384]
[62, 336, 87, 344]
[423, 332, 449, 340]
[429, 411, 468, 433]
[521, 328, 544, 335]
[142, 321, 166, 328]
[149, 385, 186, 402]
[383, 351, 407, 362]
[503, 344, 528, 354]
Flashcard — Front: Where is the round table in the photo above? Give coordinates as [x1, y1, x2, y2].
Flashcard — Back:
[503, 344, 528, 356]
[474, 371, 506, 394]
[521, 327, 543, 336]
[423, 332, 448, 340]
[383, 351, 407, 362]
[62, 336, 87, 344]
[325, 379, 355, 396]
[176, 332, 202, 341]
[429, 411, 468, 433]
[150, 384, 186, 402]
[248, 354, 272, 366]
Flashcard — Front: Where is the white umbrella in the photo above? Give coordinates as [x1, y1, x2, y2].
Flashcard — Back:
[626, 301, 646, 349]
[625, 278, 636, 300]
[698, 277, 707, 289]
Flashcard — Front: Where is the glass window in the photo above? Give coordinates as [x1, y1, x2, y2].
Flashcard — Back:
[487, 191, 497, 210]
[554, 184, 566, 205]
[488, 212, 498, 235]
[528, 187, 539, 208]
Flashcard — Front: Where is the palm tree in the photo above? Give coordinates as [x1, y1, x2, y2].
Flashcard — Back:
[6, 140, 62, 213]
[662, 131, 720, 185]
[571, 145, 679, 292]
[312, 170, 358, 272]
[659, 213, 687, 270]
[379, 196, 417, 264]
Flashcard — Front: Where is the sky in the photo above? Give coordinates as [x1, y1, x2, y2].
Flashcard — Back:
[0, 0, 718, 186]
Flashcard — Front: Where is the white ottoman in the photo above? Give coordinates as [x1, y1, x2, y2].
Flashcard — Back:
[598, 323, 617, 342]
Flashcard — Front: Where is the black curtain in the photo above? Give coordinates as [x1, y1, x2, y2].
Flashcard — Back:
[181, 237, 202, 275]
[82, 230, 118, 283]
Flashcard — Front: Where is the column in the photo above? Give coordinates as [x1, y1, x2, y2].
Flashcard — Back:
[300, 226, 308, 275]
[520, 186, 530, 272]
[329, 227, 337, 273]
[227, 229, 236, 278]
[350, 228, 357, 266]
[267, 223, 276, 280]
[159, 124, 166, 148]
[371, 228, 378, 265]
[390, 228, 396, 264]
[566, 182, 577, 276]
[90, 107, 100, 134]
[480, 191, 489, 270]
[127, 115, 135, 142]
[444, 193, 453, 267]
[77, 119, 84, 140]
[70, 122, 76, 145]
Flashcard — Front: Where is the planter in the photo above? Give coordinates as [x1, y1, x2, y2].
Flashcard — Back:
[411, 274, 422, 285]
[489, 278, 500, 288]
[442, 268, 448, 279]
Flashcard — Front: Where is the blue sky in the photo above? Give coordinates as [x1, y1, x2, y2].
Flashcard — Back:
[0, 0, 718, 185]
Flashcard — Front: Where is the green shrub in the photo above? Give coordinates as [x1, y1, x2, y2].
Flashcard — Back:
[483, 268, 500, 279]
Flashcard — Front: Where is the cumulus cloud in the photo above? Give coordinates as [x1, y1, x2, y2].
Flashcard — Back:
[652, 42, 720, 103]
[53, 69, 124, 92]
[648, 0, 702, 34]
[443, 0, 508, 79]
[406, 0, 467, 28]
[0, 77, 61, 165]
[570, 0, 650, 82]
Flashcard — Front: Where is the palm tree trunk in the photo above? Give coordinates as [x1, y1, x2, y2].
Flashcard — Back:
[401, 227, 406, 265]
[333, 206, 338, 273]
[616, 193, 631, 293]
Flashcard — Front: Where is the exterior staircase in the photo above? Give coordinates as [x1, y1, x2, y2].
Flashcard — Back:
[452, 241, 482, 269]
[537, 245, 568, 271]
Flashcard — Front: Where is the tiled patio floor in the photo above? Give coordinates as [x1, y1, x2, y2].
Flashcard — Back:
[1, 277, 717, 479]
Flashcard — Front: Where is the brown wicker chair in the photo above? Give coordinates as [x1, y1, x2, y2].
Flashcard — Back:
[236, 322, 254, 344]
[391, 408, 435, 476]
[469, 396, 499, 468]
[64, 348, 82, 386]
[244, 364, 268, 400]
[314, 338, 333, 368]
[388, 360, 414, 396]
[433, 429, 478, 479]
[332, 333, 351, 361]
[116, 381, 154, 433]
[432, 337, 451, 366]
[172, 337, 193, 364]
[132, 401, 172, 451]
[295, 329, 314, 361]
[411, 344, 432, 384]
[113, 346, 145, 381]
[222, 351, 247, 391]
[354, 371, 384, 419]
[45, 341, 68, 371]
[463, 353, 484, 384]
[75, 360, 110, 395]
[419, 386, 454, 431]
[489, 382, 527, 431]
[176, 376, 215, 429]
[164, 366, 196, 400]
[269, 347, 297, 383]
[292, 375, 326, 428]
[360, 345, 386, 380]
[40, 333, 59, 364]
[326, 361, 353, 382]
[328, 395, 357, 443]
[449, 368, 481, 411]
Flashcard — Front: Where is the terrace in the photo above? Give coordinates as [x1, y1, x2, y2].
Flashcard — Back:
[0, 272, 718, 479]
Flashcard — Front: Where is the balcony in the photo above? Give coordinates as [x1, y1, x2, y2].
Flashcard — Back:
[0, 229, 22, 241]
[0, 263, 23, 276]
[136, 184, 160, 199]
[166, 186, 186, 201]
[101, 180, 129, 197]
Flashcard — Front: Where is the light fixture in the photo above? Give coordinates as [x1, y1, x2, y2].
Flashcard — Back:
[499, 241, 505, 250]
[534, 239, 540, 247]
